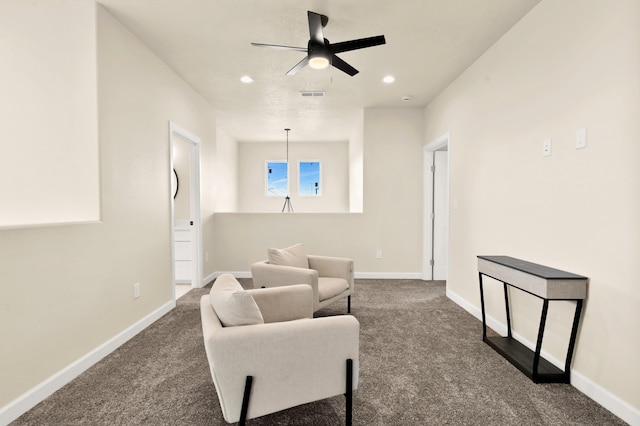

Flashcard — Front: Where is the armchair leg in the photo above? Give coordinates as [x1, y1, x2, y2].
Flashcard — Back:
[347, 295, 351, 314]
[346, 359, 353, 426]
[241, 366, 352, 425]
[240, 376, 253, 426]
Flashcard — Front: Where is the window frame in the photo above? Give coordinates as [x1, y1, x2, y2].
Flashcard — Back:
[265, 160, 289, 197]
[298, 160, 322, 197]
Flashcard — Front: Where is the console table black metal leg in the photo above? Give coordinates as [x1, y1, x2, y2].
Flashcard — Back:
[479, 273, 487, 340]
[563, 299, 583, 382]
[532, 300, 549, 382]
[503, 282, 512, 338]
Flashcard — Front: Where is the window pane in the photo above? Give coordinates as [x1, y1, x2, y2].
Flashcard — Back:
[266, 161, 288, 196]
[299, 161, 321, 196]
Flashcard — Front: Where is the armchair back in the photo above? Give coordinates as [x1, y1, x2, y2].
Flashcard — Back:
[251, 249, 354, 313]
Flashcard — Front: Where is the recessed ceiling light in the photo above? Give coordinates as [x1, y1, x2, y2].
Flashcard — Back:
[383, 75, 395, 84]
[402, 95, 412, 102]
[240, 75, 254, 83]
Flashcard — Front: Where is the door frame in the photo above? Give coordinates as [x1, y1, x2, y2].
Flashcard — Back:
[169, 122, 203, 297]
[423, 132, 450, 281]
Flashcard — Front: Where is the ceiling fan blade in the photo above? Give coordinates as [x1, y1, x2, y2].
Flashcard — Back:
[307, 11, 325, 44]
[331, 54, 359, 76]
[251, 42, 307, 52]
[320, 14, 329, 28]
[330, 35, 386, 54]
[286, 56, 310, 75]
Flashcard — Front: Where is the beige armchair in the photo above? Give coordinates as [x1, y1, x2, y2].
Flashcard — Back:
[251, 244, 355, 313]
[200, 274, 359, 425]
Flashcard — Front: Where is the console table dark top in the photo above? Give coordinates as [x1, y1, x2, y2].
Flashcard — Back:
[477, 256, 587, 280]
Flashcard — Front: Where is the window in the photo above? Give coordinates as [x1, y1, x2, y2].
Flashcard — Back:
[266, 161, 288, 196]
[299, 161, 321, 196]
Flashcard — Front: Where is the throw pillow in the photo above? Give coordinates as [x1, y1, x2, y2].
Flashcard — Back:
[209, 274, 264, 327]
[268, 243, 309, 268]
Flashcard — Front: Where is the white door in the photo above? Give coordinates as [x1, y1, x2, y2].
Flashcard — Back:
[423, 133, 450, 281]
[433, 150, 448, 280]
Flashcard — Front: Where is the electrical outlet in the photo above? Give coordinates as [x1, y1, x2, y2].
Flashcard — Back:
[133, 283, 140, 299]
[376, 250, 383, 259]
[542, 138, 552, 157]
[205, 252, 209, 262]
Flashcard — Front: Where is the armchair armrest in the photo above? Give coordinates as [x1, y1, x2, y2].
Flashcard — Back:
[251, 261, 319, 294]
[247, 285, 313, 323]
[208, 315, 360, 423]
[308, 255, 354, 285]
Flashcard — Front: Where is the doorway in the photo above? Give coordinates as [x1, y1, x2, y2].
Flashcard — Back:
[170, 122, 203, 299]
[423, 133, 450, 281]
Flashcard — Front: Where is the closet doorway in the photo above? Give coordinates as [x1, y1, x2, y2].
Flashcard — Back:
[170, 122, 203, 299]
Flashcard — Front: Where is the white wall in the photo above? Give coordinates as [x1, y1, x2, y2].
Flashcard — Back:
[0, 4, 217, 419]
[238, 140, 349, 213]
[213, 108, 424, 274]
[214, 128, 238, 212]
[349, 111, 364, 213]
[0, 0, 99, 228]
[424, 0, 640, 422]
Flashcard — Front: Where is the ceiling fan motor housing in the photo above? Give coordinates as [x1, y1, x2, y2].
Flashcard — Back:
[308, 39, 332, 68]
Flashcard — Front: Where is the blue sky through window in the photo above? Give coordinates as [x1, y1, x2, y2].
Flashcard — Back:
[299, 161, 321, 196]
[266, 161, 288, 196]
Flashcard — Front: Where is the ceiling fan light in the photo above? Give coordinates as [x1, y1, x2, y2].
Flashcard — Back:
[309, 55, 330, 70]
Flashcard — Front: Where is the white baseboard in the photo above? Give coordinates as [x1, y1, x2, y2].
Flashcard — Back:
[355, 272, 423, 279]
[446, 287, 509, 336]
[207, 271, 252, 281]
[209, 271, 425, 281]
[572, 370, 640, 426]
[202, 271, 218, 285]
[0, 300, 175, 426]
[446, 288, 639, 426]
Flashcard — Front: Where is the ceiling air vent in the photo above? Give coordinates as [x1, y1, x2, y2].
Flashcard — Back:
[299, 91, 326, 97]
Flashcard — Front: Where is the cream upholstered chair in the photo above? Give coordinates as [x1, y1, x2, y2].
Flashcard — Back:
[251, 243, 355, 313]
[200, 274, 360, 425]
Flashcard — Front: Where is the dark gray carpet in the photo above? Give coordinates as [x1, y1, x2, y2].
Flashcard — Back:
[13, 279, 625, 425]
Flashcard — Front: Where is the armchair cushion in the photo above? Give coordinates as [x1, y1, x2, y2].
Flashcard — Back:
[318, 277, 350, 302]
[267, 243, 309, 269]
[209, 274, 264, 327]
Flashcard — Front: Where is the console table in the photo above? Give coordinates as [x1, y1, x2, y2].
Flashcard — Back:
[477, 255, 587, 383]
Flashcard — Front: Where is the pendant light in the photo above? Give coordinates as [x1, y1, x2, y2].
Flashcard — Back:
[282, 128, 294, 213]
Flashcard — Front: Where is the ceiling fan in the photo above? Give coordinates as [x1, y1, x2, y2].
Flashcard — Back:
[251, 11, 386, 76]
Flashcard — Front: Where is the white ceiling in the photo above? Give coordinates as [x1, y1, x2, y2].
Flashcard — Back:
[96, 0, 541, 143]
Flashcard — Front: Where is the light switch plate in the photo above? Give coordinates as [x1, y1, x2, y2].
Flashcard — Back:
[576, 128, 587, 149]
